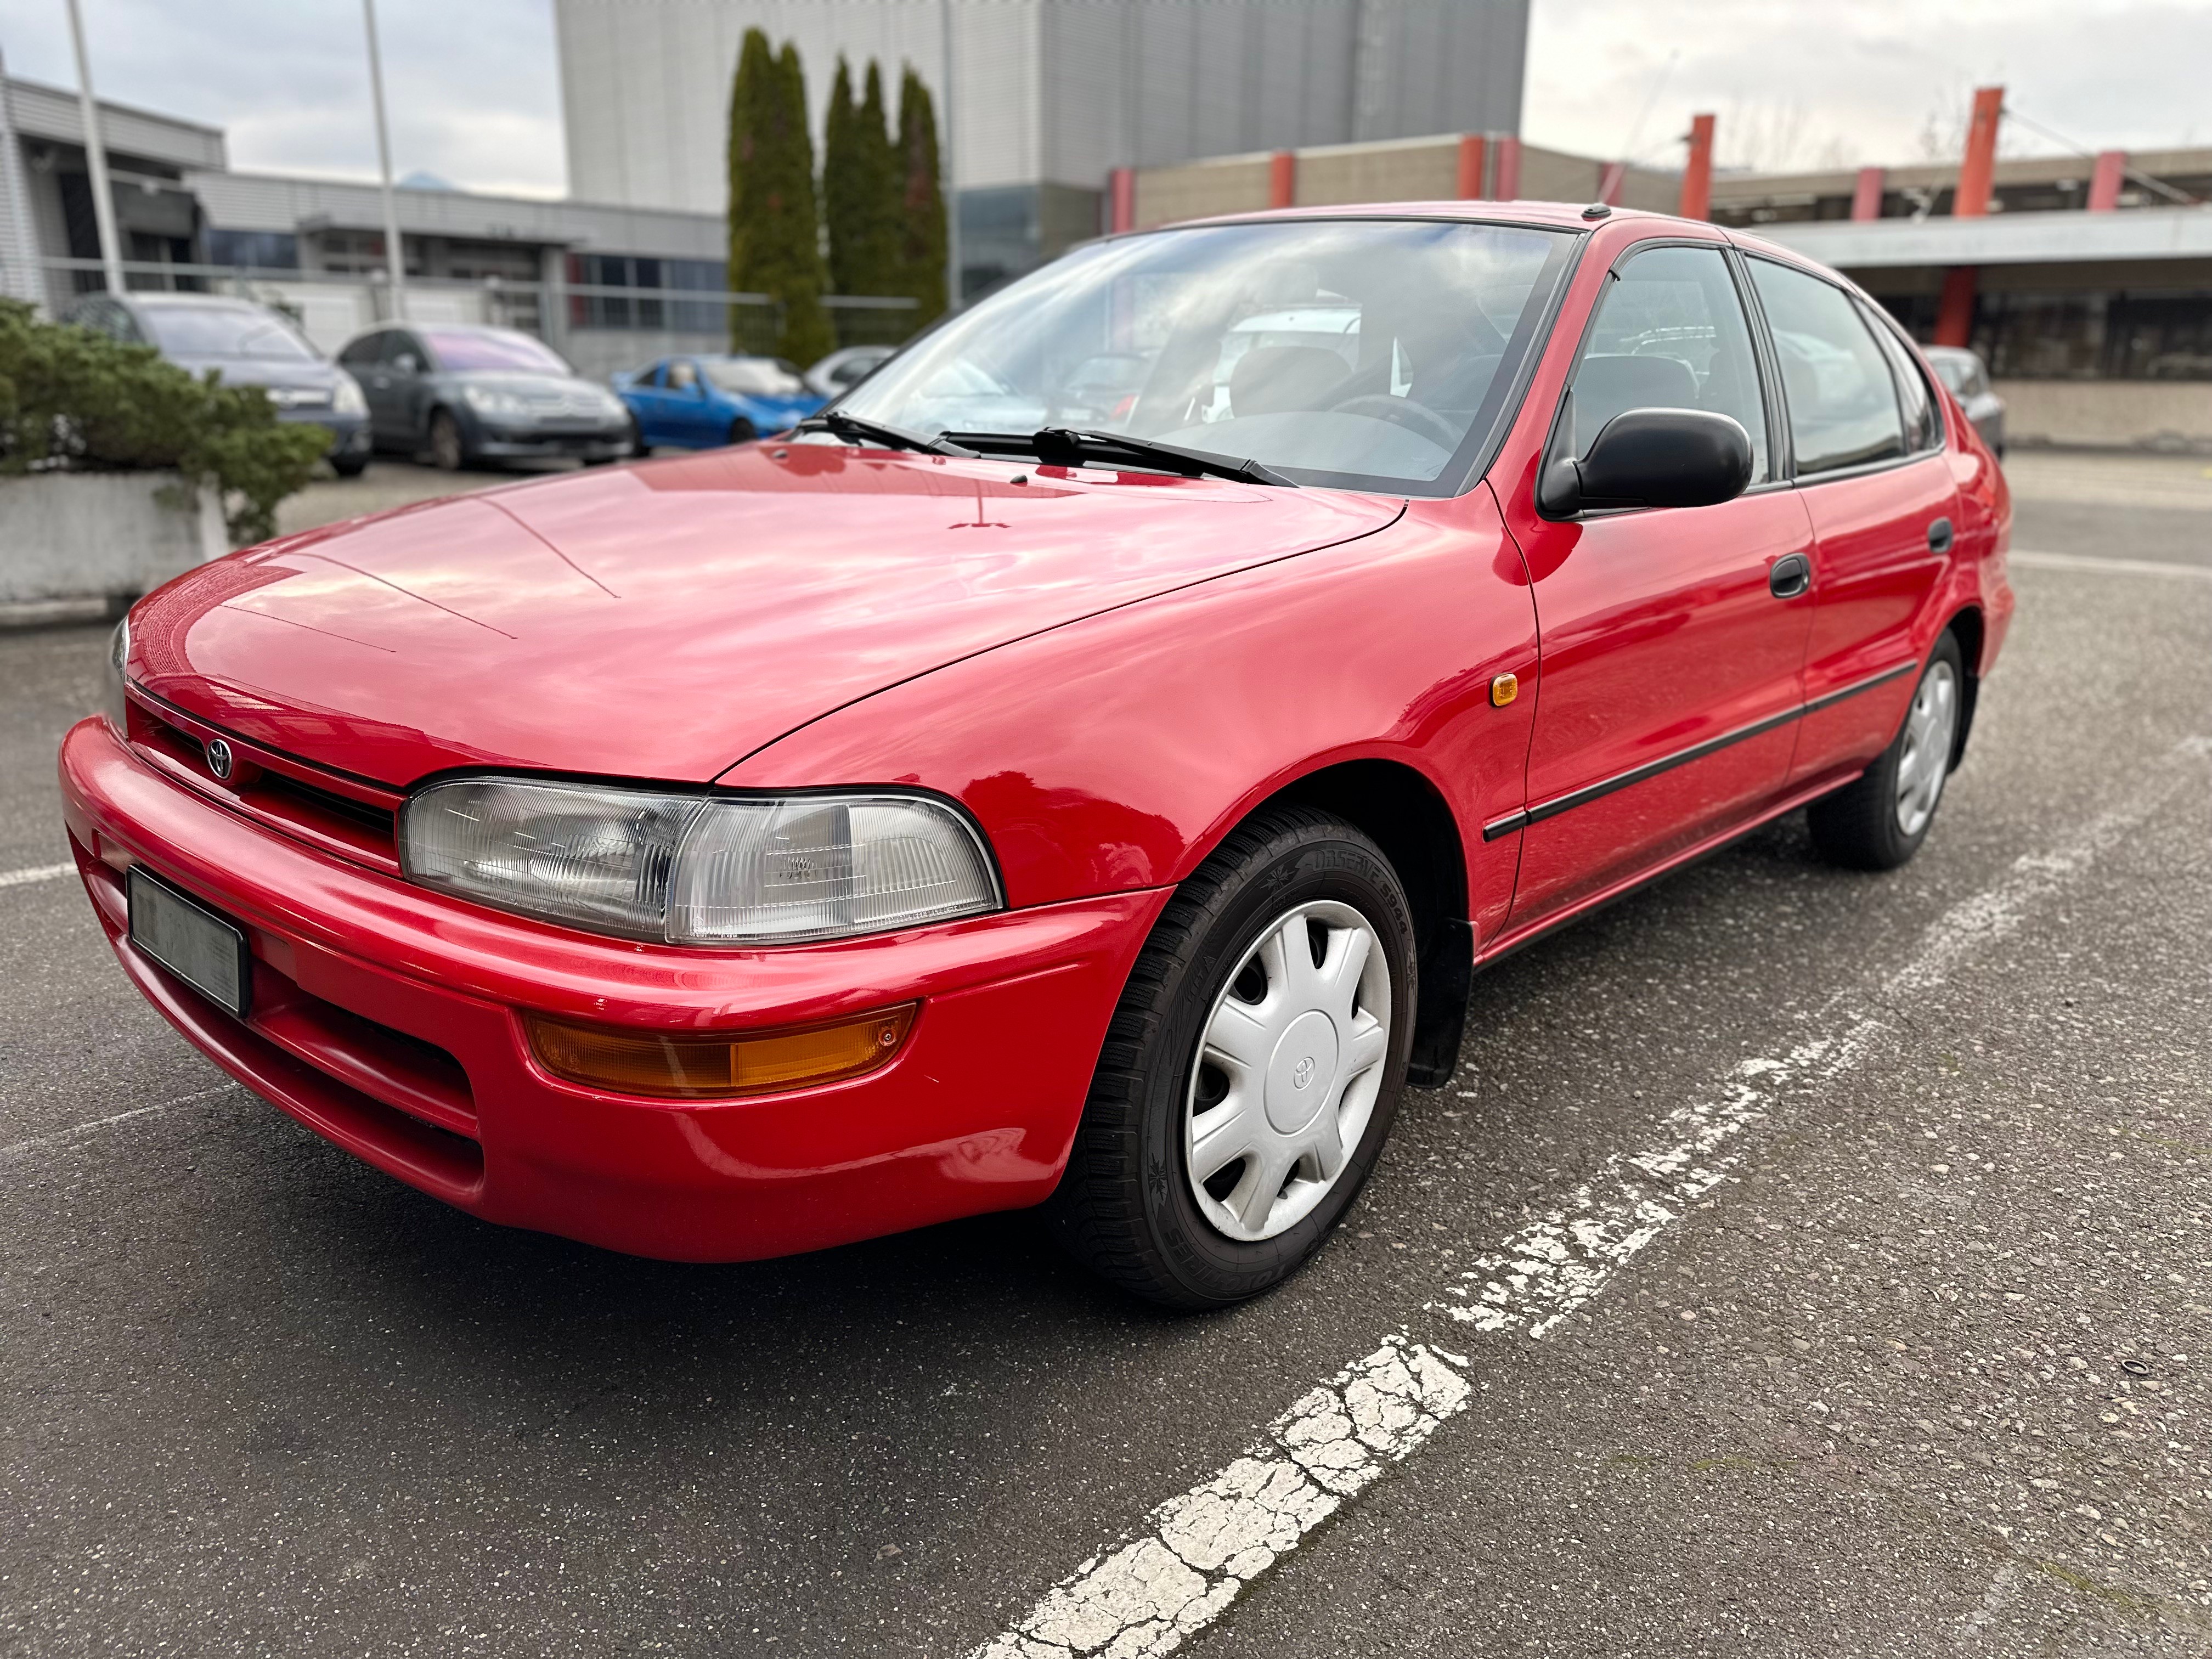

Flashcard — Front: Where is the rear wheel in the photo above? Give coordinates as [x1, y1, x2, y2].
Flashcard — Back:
[427, 409, 469, 472]
[1046, 806, 1415, 1308]
[1809, 632, 1965, 870]
[330, 454, 369, 479]
[727, 416, 758, 447]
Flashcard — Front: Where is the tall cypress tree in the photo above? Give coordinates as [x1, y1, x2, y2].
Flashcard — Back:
[727, 30, 834, 363]
[823, 58, 901, 299]
[893, 66, 950, 323]
[821, 58, 861, 294]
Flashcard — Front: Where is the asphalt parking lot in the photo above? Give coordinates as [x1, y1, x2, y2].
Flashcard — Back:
[2, 451, 2209, 1657]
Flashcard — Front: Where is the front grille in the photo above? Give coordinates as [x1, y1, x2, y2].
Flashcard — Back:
[131, 702, 403, 872]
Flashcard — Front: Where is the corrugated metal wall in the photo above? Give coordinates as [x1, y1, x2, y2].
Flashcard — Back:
[556, 0, 1528, 212]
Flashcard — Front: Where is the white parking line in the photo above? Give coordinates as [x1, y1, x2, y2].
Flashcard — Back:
[0, 1085, 239, 1162]
[0, 861, 75, 890]
[969, 733, 2212, 1659]
[2010, 550, 2212, 583]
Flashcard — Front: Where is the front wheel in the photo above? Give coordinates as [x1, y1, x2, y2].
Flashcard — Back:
[427, 409, 469, 472]
[727, 416, 758, 447]
[1046, 806, 1416, 1308]
[1808, 632, 1965, 870]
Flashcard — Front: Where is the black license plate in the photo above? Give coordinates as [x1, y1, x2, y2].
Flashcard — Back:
[127, 867, 251, 1017]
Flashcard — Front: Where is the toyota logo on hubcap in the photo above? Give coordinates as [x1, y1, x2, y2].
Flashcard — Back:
[1291, 1055, 1317, 1090]
[204, 738, 235, 781]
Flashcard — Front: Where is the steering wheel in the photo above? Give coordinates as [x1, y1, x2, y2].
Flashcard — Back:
[1327, 393, 1460, 450]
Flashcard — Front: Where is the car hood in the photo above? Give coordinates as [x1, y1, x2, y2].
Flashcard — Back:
[167, 356, 338, 393]
[128, 444, 1403, 787]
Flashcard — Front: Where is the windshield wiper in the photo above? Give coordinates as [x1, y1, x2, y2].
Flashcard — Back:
[792, 411, 976, 456]
[944, 428, 1297, 487]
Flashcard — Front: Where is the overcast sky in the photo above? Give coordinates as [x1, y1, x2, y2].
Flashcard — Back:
[1, 0, 2205, 200]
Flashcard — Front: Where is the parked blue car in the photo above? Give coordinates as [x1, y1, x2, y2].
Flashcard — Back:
[612, 354, 825, 450]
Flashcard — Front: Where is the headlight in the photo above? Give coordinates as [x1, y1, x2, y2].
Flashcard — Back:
[101, 615, 130, 735]
[461, 385, 527, 417]
[331, 373, 367, 416]
[400, 779, 1001, 945]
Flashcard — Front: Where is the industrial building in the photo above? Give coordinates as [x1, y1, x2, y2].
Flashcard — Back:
[553, 0, 1530, 299]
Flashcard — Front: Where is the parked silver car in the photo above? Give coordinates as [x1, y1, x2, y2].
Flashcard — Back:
[1925, 345, 2005, 458]
[334, 324, 633, 471]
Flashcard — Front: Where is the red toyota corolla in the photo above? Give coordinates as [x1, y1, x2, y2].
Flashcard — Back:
[60, 202, 2010, 1307]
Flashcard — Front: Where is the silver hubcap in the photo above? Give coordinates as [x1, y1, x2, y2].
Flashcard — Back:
[1183, 900, 1393, 1243]
[1895, 658, 1960, 838]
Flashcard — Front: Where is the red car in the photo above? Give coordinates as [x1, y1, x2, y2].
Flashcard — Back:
[60, 203, 2010, 1307]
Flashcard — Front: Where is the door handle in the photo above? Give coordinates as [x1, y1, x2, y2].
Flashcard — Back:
[1768, 552, 1812, 600]
[1927, 516, 1955, 553]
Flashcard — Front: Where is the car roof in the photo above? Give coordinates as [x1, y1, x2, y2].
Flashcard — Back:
[126, 293, 263, 312]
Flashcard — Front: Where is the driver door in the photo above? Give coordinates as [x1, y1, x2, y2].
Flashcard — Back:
[1499, 240, 1815, 927]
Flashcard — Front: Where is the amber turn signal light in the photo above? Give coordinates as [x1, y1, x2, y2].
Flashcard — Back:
[526, 1004, 917, 1100]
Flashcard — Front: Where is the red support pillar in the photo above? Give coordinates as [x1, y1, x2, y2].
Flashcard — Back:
[1268, 150, 1296, 210]
[1457, 134, 1488, 199]
[1491, 136, 1521, 201]
[1678, 113, 1715, 219]
[1934, 265, 1978, 348]
[1108, 166, 1135, 233]
[1850, 167, 1886, 221]
[1954, 85, 2004, 217]
[2087, 149, 2127, 212]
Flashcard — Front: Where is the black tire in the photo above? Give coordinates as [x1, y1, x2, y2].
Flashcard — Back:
[1808, 631, 1965, 871]
[727, 416, 758, 446]
[427, 409, 469, 472]
[330, 455, 369, 479]
[1046, 806, 1417, 1309]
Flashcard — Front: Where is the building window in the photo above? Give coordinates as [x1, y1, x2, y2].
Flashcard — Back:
[566, 253, 725, 332]
[205, 230, 300, 272]
[1883, 288, 2212, 381]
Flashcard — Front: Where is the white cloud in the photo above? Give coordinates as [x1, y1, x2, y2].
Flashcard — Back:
[1526, 0, 2212, 176]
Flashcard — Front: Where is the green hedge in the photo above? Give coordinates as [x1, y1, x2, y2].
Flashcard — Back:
[0, 297, 330, 546]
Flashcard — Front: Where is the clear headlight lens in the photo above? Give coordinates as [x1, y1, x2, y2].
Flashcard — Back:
[101, 615, 130, 735]
[461, 385, 527, 417]
[400, 780, 1000, 945]
[331, 373, 368, 416]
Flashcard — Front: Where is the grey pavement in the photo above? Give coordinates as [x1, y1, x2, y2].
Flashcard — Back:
[1, 455, 2206, 1657]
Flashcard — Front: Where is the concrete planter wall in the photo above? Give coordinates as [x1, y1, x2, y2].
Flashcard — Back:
[0, 471, 228, 611]
[1999, 380, 2212, 454]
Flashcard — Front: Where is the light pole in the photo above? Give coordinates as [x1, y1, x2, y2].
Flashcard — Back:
[940, 0, 959, 311]
[362, 0, 407, 320]
[63, 0, 124, 294]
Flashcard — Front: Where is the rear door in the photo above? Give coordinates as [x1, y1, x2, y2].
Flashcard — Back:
[1742, 258, 1959, 789]
[627, 361, 670, 445]
[1500, 240, 1816, 927]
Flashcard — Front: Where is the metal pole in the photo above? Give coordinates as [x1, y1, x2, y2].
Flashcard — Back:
[941, 0, 960, 310]
[362, 0, 407, 320]
[63, 0, 124, 294]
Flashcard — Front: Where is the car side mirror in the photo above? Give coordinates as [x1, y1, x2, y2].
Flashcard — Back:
[1539, 408, 1754, 517]
[391, 352, 419, 376]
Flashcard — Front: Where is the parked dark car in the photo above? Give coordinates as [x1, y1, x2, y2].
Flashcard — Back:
[333, 324, 633, 470]
[613, 354, 823, 450]
[1925, 346, 2005, 458]
[65, 292, 371, 475]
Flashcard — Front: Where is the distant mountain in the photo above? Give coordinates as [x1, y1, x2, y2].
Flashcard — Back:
[397, 170, 456, 192]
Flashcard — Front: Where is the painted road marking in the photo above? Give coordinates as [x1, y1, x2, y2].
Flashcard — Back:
[0, 1085, 238, 1163]
[969, 735, 2212, 1659]
[0, 861, 75, 890]
[2010, 550, 2212, 583]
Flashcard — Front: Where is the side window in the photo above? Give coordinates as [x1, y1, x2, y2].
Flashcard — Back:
[382, 330, 427, 371]
[1559, 244, 1771, 482]
[1748, 259, 1907, 475]
[667, 360, 698, 391]
[637, 362, 665, 387]
[1861, 304, 1942, 452]
[337, 332, 382, 369]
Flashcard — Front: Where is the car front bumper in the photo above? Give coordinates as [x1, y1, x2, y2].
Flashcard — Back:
[474, 419, 633, 460]
[276, 409, 369, 453]
[59, 715, 1164, 1261]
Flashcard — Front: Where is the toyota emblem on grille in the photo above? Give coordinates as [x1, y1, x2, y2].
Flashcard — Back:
[205, 738, 235, 781]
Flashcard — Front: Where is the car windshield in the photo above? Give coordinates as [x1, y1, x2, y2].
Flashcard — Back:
[834, 217, 1576, 492]
[424, 328, 572, 375]
[705, 358, 808, 397]
[140, 304, 318, 362]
